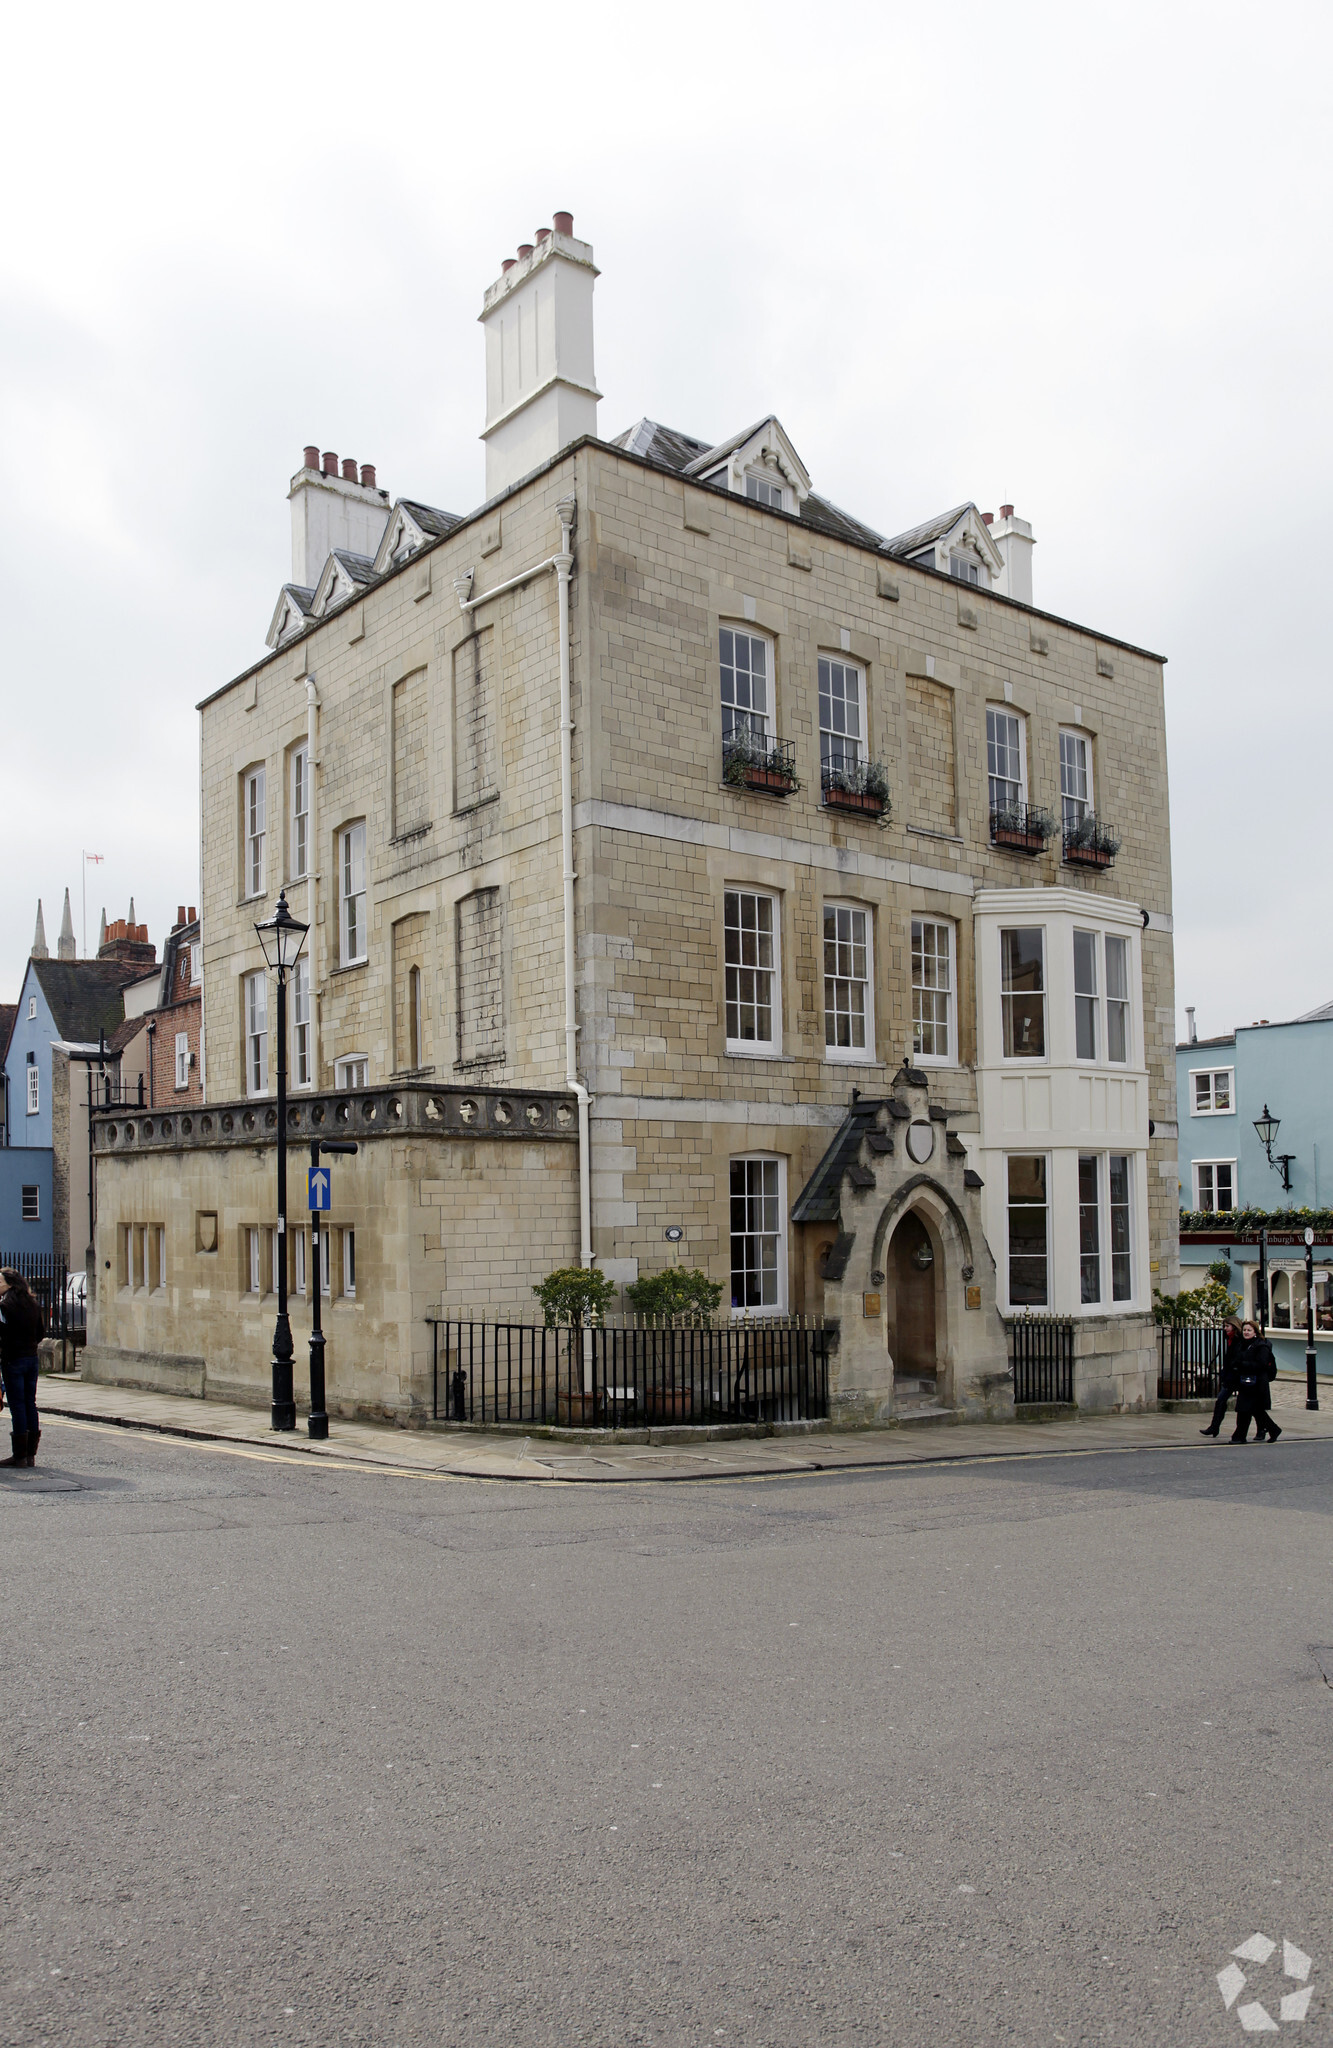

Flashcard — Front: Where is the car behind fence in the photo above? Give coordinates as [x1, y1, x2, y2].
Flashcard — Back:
[428, 1316, 830, 1429]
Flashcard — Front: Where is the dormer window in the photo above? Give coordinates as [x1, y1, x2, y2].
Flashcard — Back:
[745, 473, 787, 511]
[949, 553, 981, 585]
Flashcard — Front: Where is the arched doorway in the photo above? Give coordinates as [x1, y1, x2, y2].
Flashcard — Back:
[889, 1210, 938, 1404]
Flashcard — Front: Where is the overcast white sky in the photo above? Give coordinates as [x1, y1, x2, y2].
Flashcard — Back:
[2, 1, 1328, 1040]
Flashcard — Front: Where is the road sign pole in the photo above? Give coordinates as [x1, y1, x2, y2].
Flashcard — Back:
[308, 1142, 328, 1439]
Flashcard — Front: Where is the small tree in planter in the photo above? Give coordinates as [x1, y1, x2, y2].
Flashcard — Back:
[625, 1268, 724, 1321]
[1063, 814, 1121, 865]
[533, 1265, 617, 1328]
[822, 758, 891, 819]
[722, 727, 799, 795]
[991, 801, 1054, 852]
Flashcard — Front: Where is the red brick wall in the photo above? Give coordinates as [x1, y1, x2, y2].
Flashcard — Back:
[151, 995, 203, 1105]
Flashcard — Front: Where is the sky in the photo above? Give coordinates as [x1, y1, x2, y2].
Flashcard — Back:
[1, 0, 1329, 1041]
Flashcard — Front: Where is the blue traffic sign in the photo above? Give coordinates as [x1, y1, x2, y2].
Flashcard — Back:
[308, 1167, 331, 1212]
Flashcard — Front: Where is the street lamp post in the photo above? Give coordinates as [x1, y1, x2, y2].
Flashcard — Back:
[1304, 1226, 1320, 1412]
[254, 890, 309, 1431]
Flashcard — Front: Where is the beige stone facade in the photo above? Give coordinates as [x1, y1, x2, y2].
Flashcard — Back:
[89, 430, 1177, 1423]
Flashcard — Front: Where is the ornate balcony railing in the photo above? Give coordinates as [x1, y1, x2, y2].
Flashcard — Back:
[722, 729, 799, 796]
[820, 759, 891, 820]
[990, 801, 1055, 854]
[1062, 814, 1122, 868]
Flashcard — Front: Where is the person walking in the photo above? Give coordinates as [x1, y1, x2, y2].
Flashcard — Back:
[0, 1268, 45, 1468]
[1231, 1319, 1281, 1443]
[1201, 1317, 1244, 1438]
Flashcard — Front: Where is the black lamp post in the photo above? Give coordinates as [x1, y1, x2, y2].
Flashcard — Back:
[254, 889, 309, 1431]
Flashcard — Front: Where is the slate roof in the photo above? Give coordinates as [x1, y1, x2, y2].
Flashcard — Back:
[790, 1102, 883, 1224]
[0, 1005, 15, 1066]
[609, 419, 713, 469]
[398, 500, 464, 540]
[106, 1015, 147, 1057]
[881, 503, 974, 559]
[680, 418, 777, 478]
[283, 583, 317, 616]
[329, 549, 378, 587]
[1295, 999, 1333, 1023]
[31, 959, 140, 1045]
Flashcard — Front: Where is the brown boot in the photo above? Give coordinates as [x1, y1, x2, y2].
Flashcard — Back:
[21, 1429, 39, 1468]
[0, 1433, 24, 1468]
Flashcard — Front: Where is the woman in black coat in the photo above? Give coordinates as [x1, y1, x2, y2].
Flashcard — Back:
[1201, 1319, 1244, 1438]
[0, 1269, 45, 1467]
[1231, 1321, 1281, 1443]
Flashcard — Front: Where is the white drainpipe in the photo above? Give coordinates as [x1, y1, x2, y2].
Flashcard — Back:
[306, 672, 321, 1083]
[456, 497, 593, 1266]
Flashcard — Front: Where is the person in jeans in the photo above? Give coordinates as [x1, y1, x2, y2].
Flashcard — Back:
[0, 1268, 45, 1468]
[1201, 1318, 1243, 1438]
[1231, 1320, 1281, 1443]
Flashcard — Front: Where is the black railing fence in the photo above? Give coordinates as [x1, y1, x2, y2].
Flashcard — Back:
[1157, 1323, 1225, 1400]
[0, 1252, 74, 1343]
[429, 1317, 829, 1429]
[1007, 1314, 1075, 1403]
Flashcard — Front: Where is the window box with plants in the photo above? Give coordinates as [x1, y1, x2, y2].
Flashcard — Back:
[722, 729, 799, 797]
[989, 801, 1055, 854]
[1062, 814, 1121, 869]
[821, 759, 891, 820]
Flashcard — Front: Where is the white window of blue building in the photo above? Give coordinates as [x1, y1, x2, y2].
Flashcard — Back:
[1193, 1159, 1235, 1211]
[1190, 1068, 1233, 1114]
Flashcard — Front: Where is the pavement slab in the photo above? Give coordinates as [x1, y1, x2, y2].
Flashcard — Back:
[35, 1370, 1333, 1481]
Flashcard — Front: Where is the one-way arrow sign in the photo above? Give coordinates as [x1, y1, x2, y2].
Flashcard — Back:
[308, 1168, 331, 1211]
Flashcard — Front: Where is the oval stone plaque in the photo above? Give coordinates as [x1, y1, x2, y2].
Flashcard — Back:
[906, 1120, 935, 1164]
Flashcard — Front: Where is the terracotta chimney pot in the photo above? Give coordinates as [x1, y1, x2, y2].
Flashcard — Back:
[188, 906, 197, 923]
[1000, 502, 1014, 518]
[553, 211, 574, 236]
[303, 445, 320, 471]
[341, 457, 358, 482]
[501, 258, 516, 272]
[982, 512, 993, 525]
[359, 464, 376, 489]
[535, 227, 551, 243]
[517, 243, 534, 260]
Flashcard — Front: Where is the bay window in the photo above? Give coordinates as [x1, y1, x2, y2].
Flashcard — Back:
[1001, 928, 1045, 1058]
[1007, 1155, 1049, 1306]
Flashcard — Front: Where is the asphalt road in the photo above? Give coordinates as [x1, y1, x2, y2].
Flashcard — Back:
[1, 1419, 1329, 2048]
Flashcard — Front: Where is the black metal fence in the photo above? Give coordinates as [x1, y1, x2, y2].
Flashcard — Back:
[0, 1252, 74, 1343]
[1157, 1323, 1225, 1400]
[429, 1317, 829, 1429]
[1007, 1315, 1075, 1403]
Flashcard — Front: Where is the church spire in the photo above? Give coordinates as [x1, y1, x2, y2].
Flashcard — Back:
[31, 900, 48, 961]
[58, 888, 76, 961]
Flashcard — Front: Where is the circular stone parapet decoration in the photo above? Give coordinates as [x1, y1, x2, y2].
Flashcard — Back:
[906, 1120, 935, 1164]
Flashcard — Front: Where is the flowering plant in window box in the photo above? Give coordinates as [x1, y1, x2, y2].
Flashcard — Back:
[821, 759, 891, 819]
[1062, 814, 1121, 867]
[990, 801, 1054, 853]
[722, 729, 800, 795]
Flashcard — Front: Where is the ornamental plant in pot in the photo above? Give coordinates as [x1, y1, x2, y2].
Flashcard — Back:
[534, 1265, 617, 1425]
[1063, 813, 1121, 865]
[991, 802, 1054, 852]
[624, 1267, 724, 1420]
[723, 728, 799, 795]
[822, 758, 891, 819]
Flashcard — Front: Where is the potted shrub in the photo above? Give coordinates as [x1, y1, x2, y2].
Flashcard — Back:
[534, 1265, 617, 1425]
[1062, 813, 1121, 867]
[722, 729, 799, 796]
[821, 758, 891, 819]
[990, 802, 1054, 853]
[624, 1268, 723, 1421]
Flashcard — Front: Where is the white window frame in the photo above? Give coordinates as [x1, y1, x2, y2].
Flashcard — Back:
[1193, 1159, 1236, 1212]
[1005, 1153, 1050, 1309]
[729, 1154, 787, 1315]
[20, 1185, 39, 1222]
[335, 1055, 368, 1089]
[986, 708, 1028, 818]
[1264, 1263, 1333, 1336]
[320, 1225, 331, 1297]
[1059, 729, 1093, 831]
[175, 1031, 190, 1090]
[26, 1066, 38, 1115]
[1073, 929, 1099, 1063]
[26, 996, 35, 1020]
[822, 902, 873, 1061]
[949, 551, 981, 586]
[244, 969, 268, 1097]
[744, 470, 787, 510]
[294, 1227, 307, 1298]
[1078, 1153, 1102, 1305]
[291, 745, 309, 881]
[724, 888, 781, 1056]
[246, 1226, 261, 1297]
[243, 766, 267, 900]
[1000, 927, 1047, 1062]
[342, 1228, 356, 1299]
[1107, 1153, 1133, 1304]
[1105, 933, 1130, 1065]
[1190, 1068, 1234, 1116]
[293, 960, 312, 1089]
[190, 942, 202, 986]
[718, 628, 774, 746]
[817, 657, 864, 777]
[911, 917, 955, 1066]
[340, 821, 367, 966]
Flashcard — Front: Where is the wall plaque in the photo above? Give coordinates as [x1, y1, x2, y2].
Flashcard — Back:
[863, 1292, 882, 1318]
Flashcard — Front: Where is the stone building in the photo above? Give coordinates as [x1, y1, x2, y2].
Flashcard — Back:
[86, 213, 1177, 1422]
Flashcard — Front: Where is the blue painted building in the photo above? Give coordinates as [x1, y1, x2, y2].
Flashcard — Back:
[1176, 1001, 1333, 1374]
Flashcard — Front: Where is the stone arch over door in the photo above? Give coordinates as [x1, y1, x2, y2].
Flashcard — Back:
[875, 1182, 971, 1409]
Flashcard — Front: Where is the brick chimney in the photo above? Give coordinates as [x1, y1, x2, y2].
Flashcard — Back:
[99, 910, 156, 972]
[479, 213, 601, 498]
[288, 446, 392, 588]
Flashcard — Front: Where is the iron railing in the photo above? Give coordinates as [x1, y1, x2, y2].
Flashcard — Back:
[990, 802, 1055, 854]
[0, 1252, 74, 1343]
[1007, 1314, 1075, 1403]
[1157, 1323, 1225, 1400]
[1062, 814, 1122, 868]
[722, 731, 799, 795]
[93, 1073, 150, 1109]
[428, 1317, 829, 1429]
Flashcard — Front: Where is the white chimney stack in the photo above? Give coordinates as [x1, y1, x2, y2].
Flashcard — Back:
[990, 504, 1035, 606]
[479, 214, 601, 499]
[288, 449, 391, 589]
